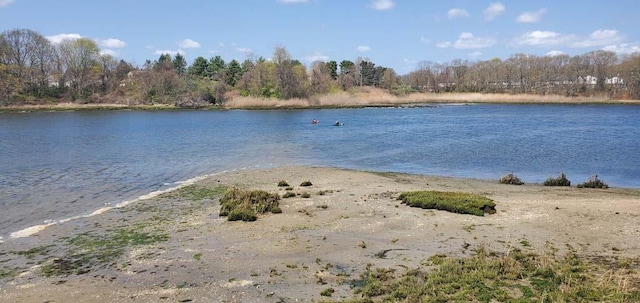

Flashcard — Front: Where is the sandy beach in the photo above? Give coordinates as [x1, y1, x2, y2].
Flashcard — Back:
[1, 166, 639, 302]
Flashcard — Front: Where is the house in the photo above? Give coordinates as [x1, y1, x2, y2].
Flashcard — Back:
[605, 77, 623, 85]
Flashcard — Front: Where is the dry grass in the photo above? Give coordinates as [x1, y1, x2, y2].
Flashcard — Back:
[222, 88, 640, 109]
[4, 89, 640, 113]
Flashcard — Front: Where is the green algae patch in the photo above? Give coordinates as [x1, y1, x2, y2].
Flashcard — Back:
[41, 228, 169, 277]
[163, 184, 228, 201]
[398, 191, 496, 216]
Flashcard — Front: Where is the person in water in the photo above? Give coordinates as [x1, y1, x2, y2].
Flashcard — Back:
[334, 120, 341, 126]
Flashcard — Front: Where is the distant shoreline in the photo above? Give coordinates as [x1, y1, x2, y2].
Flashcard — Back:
[2, 91, 640, 113]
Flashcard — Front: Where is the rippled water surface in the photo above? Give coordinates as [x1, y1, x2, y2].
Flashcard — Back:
[1, 104, 639, 239]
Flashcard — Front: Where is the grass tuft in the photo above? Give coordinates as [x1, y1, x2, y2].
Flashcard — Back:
[219, 187, 281, 221]
[544, 173, 571, 186]
[300, 180, 313, 187]
[500, 173, 524, 185]
[282, 191, 296, 198]
[577, 175, 609, 188]
[397, 191, 496, 216]
[277, 180, 289, 187]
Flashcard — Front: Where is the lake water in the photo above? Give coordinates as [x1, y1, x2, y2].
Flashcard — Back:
[1, 104, 639, 241]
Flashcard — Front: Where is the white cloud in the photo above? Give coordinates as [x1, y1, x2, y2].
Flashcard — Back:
[602, 43, 640, 54]
[453, 32, 495, 49]
[511, 29, 627, 50]
[357, 45, 371, 52]
[45, 33, 82, 44]
[370, 0, 394, 11]
[546, 50, 565, 57]
[0, 0, 14, 8]
[99, 38, 126, 48]
[306, 53, 330, 62]
[447, 8, 469, 19]
[153, 49, 184, 56]
[437, 33, 495, 49]
[178, 39, 201, 49]
[484, 2, 505, 20]
[276, 0, 308, 3]
[436, 41, 452, 48]
[235, 47, 253, 56]
[420, 36, 430, 44]
[571, 29, 623, 48]
[517, 9, 546, 23]
[511, 31, 570, 47]
[468, 52, 483, 58]
[100, 49, 118, 57]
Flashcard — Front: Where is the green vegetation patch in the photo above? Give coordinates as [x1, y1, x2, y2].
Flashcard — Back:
[219, 187, 281, 221]
[544, 173, 571, 186]
[398, 191, 496, 216]
[164, 184, 228, 201]
[339, 247, 640, 302]
[41, 228, 169, 277]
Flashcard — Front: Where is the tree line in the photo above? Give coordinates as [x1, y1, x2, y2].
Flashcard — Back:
[2, 28, 640, 106]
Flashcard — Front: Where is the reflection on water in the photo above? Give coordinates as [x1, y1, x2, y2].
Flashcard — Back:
[1, 104, 639, 239]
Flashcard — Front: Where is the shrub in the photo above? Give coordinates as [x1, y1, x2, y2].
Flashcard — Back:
[577, 175, 609, 189]
[320, 287, 335, 297]
[227, 207, 257, 222]
[397, 191, 496, 216]
[277, 180, 289, 187]
[219, 187, 281, 221]
[300, 180, 313, 187]
[271, 206, 282, 214]
[500, 173, 524, 185]
[301, 192, 311, 198]
[282, 191, 296, 198]
[544, 173, 571, 186]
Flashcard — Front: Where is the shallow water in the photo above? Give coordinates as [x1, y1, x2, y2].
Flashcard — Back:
[1, 104, 639, 240]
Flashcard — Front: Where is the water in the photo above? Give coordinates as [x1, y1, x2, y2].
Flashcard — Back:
[1, 104, 639, 240]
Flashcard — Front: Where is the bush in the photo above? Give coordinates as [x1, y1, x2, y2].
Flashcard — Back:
[219, 187, 281, 221]
[227, 207, 257, 222]
[500, 173, 524, 185]
[300, 181, 313, 187]
[320, 287, 335, 297]
[277, 180, 289, 187]
[301, 192, 311, 198]
[397, 191, 496, 216]
[577, 175, 609, 189]
[544, 173, 571, 186]
[282, 191, 296, 198]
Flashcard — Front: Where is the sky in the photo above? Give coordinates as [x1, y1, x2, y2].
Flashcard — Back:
[1, 0, 640, 74]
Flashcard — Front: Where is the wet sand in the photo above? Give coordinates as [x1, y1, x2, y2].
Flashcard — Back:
[1, 166, 639, 302]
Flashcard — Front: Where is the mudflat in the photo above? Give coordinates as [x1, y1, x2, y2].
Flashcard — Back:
[1, 166, 639, 302]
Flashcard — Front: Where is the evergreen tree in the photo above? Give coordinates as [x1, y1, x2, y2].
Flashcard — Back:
[172, 53, 187, 75]
[225, 59, 242, 87]
[188, 56, 209, 77]
[207, 55, 226, 81]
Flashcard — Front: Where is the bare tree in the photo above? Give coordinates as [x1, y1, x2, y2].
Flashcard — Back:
[58, 38, 101, 97]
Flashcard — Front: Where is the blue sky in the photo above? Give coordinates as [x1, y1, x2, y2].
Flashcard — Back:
[2, 0, 639, 74]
